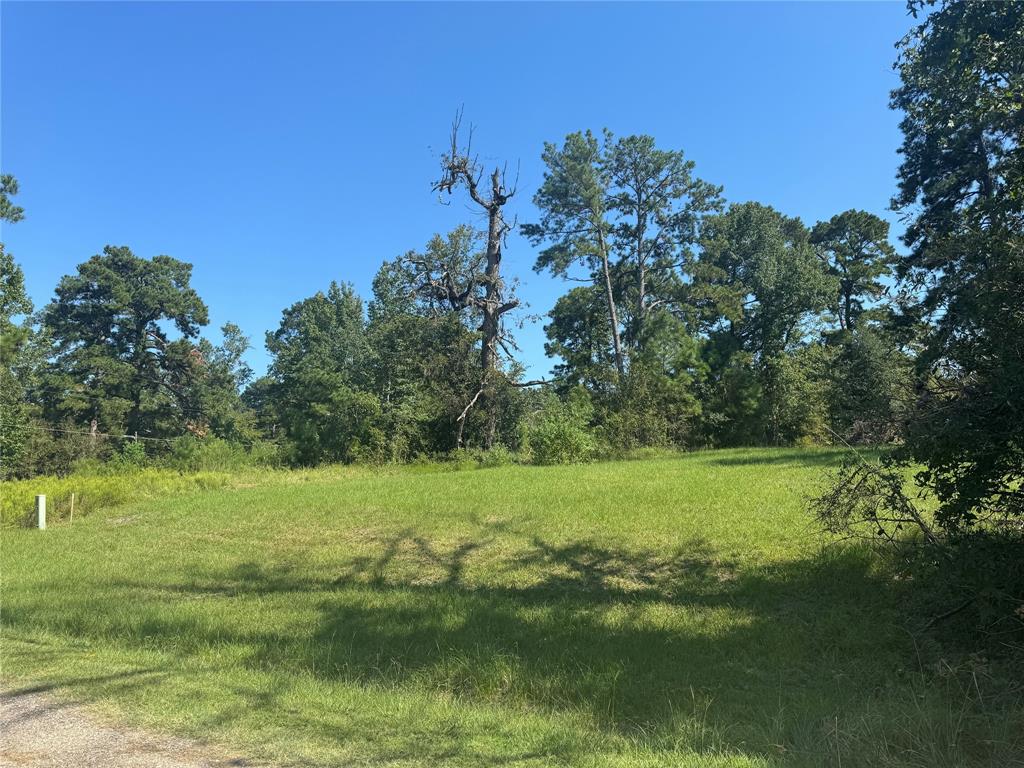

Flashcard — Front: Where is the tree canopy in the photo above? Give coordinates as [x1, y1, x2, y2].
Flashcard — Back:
[40, 246, 209, 438]
[889, 0, 1024, 528]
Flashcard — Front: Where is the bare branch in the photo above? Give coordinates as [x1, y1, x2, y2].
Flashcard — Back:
[456, 386, 485, 423]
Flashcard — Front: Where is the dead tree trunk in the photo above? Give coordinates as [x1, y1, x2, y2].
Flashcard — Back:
[431, 113, 520, 448]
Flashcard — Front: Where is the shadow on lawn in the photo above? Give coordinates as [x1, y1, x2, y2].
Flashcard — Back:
[707, 447, 857, 468]
[4, 523, 912, 764]
[303, 530, 896, 739]
[3, 669, 163, 700]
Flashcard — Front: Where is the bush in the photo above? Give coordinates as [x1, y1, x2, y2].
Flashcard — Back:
[465, 444, 518, 469]
[164, 436, 280, 473]
[597, 361, 702, 451]
[812, 457, 1024, 644]
[18, 421, 114, 478]
[112, 440, 149, 470]
[525, 391, 596, 466]
[900, 530, 1024, 645]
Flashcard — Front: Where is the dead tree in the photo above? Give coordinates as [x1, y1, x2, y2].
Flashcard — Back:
[432, 112, 519, 375]
[427, 112, 520, 448]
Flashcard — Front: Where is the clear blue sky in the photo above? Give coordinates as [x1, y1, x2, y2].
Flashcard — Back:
[2, 1, 914, 379]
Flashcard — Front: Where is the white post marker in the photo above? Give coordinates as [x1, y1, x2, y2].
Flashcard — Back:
[36, 494, 46, 530]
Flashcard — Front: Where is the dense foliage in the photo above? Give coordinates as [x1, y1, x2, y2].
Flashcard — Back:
[0, 176, 32, 478]
[4, 180, 909, 476]
[813, 0, 1024, 637]
[890, 0, 1024, 530]
[0, 147, 909, 474]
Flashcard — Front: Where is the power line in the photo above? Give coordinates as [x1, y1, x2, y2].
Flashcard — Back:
[0, 420, 267, 449]
[0, 421, 173, 443]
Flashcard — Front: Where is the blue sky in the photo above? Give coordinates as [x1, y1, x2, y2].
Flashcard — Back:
[2, 1, 914, 379]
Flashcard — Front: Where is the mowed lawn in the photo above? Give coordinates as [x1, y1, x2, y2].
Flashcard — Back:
[2, 449, 1020, 767]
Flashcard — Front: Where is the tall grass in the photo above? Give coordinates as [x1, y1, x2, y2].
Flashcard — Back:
[0, 468, 237, 526]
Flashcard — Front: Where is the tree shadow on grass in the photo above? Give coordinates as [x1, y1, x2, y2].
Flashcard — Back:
[3, 522, 920, 765]
[3, 669, 164, 700]
[299, 530, 899, 744]
[707, 448, 859, 468]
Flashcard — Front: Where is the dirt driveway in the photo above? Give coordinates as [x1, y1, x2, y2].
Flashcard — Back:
[0, 687, 259, 768]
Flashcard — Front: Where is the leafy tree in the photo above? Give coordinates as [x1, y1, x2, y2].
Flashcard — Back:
[889, 0, 1024, 528]
[0, 176, 32, 477]
[241, 374, 279, 438]
[400, 226, 521, 448]
[525, 130, 721, 376]
[367, 256, 419, 324]
[1, 245, 33, 360]
[264, 282, 383, 465]
[814, 0, 1023, 636]
[373, 314, 482, 458]
[544, 286, 616, 392]
[808, 210, 908, 444]
[527, 131, 722, 451]
[826, 326, 911, 443]
[604, 134, 722, 347]
[525, 387, 596, 465]
[545, 286, 705, 448]
[601, 360, 703, 450]
[403, 227, 488, 322]
[810, 210, 896, 332]
[0, 176, 30, 359]
[696, 347, 763, 446]
[186, 323, 257, 441]
[694, 202, 833, 359]
[0, 174, 24, 225]
[524, 131, 626, 375]
[757, 344, 830, 446]
[605, 310, 704, 448]
[266, 282, 368, 389]
[367, 258, 482, 457]
[693, 203, 834, 444]
[40, 246, 209, 440]
[0, 252, 33, 477]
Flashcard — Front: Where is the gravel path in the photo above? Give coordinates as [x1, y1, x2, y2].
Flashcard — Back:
[0, 687, 258, 768]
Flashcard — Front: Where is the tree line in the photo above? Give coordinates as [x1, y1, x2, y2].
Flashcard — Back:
[0, 143, 909, 470]
[1, 1, 1021, 582]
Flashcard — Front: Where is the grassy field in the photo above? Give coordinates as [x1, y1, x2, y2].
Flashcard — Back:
[2, 448, 1021, 767]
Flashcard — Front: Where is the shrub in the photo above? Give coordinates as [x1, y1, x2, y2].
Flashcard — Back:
[164, 436, 280, 473]
[597, 361, 702, 451]
[467, 444, 517, 469]
[19, 421, 114, 478]
[113, 440, 149, 470]
[525, 391, 596, 466]
[811, 457, 1024, 644]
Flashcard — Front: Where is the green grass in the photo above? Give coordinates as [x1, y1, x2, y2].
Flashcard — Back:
[0, 462, 385, 526]
[2, 448, 1022, 767]
[0, 467, 238, 526]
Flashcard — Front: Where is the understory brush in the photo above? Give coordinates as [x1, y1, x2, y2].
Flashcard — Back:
[161, 435, 282, 473]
